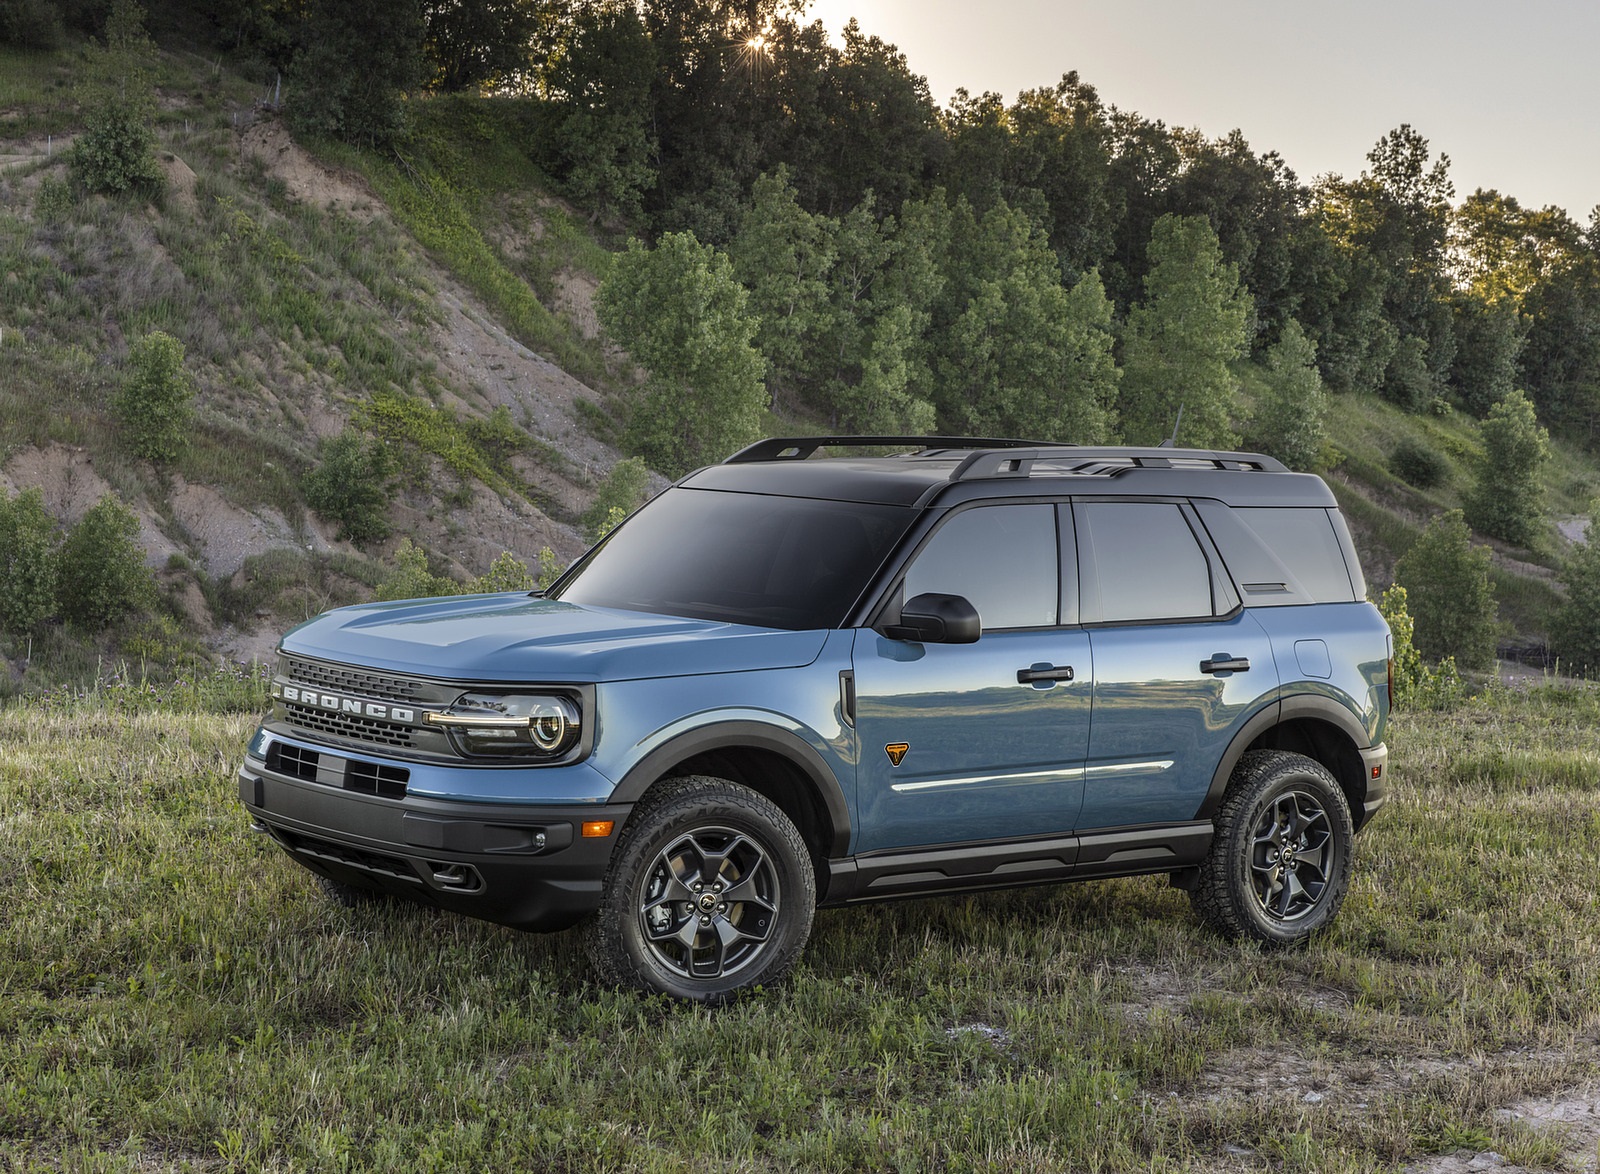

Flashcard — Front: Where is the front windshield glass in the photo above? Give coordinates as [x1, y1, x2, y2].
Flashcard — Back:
[553, 488, 915, 629]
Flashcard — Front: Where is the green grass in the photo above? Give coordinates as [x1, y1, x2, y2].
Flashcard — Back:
[4, 683, 1599, 1170]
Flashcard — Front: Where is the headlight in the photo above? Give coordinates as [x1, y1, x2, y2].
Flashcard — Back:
[424, 693, 582, 759]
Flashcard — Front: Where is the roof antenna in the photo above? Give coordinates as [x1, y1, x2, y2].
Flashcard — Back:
[1160, 403, 1185, 448]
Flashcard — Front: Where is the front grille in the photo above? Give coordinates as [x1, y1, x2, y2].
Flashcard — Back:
[347, 760, 410, 799]
[282, 702, 416, 748]
[267, 741, 320, 782]
[278, 655, 426, 705]
[266, 740, 410, 799]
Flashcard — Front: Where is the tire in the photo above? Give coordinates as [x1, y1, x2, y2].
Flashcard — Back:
[1191, 750, 1354, 945]
[586, 776, 816, 1003]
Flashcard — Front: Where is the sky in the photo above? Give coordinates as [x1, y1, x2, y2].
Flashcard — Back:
[801, 0, 1600, 221]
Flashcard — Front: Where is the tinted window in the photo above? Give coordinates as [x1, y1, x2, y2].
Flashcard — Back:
[1078, 502, 1212, 622]
[555, 488, 914, 629]
[903, 504, 1058, 629]
[1232, 508, 1355, 603]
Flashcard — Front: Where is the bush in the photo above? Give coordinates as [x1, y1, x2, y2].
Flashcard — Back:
[303, 430, 396, 546]
[1377, 584, 1464, 709]
[68, 0, 164, 199]
[1552, 511, 1600, 677]
[1394, 509, 1498, 670]
[0, 488, 60, 634]
[57, 495, 153, 629]
[1390, 438, 1449, 488]
[581, 457, 650, 541]
[374, 537, 455, 601]
[117, 331, 196, 464]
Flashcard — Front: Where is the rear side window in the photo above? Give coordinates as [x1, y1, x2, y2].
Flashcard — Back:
[1197, 504, 1357, 605]
[1076, 502, 1214, 623]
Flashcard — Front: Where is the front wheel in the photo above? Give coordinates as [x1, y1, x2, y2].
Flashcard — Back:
[1191, 750, 1355, 944]
[586, 776, 816, 1003]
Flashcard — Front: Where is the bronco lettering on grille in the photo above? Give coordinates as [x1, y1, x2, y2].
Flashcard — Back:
[273, 683, 416, 724]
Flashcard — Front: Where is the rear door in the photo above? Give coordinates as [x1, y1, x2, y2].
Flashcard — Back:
[1074, 499, 1279, 830]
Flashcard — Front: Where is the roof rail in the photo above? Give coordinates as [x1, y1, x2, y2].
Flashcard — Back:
[724, 436, 1048, 463]
[949, 446, 1288, 481]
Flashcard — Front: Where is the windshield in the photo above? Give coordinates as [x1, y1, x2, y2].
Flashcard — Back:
[552, 488, 915, 629]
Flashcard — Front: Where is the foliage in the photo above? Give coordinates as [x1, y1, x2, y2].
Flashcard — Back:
[1389, 437, 1450, 488]
[1377, 584, 1464, 709]
[285, 0, 424, 147]
[1248, 319, 1325, 469]
[376, 539, 559, 600]
[596, 230, 767, 478]
[374, 536, 456, 600]
[1118, 214, 1250, 448]
[302, 429, 397, 547]
[33, 175, 72, 225]
[0, 0, 63, 48]
[1394, 509, 1498, 670]
[56, 495, 153, 629]
[1551, 511, 1600, 677]
[68, 0, 163, 198]
[581, 457, 650, 542]
[1449, 294, 1524, 417]
[116, 330, 196, 464]
[1464, 389, 1549, 548]
[0, 488, 59, 635]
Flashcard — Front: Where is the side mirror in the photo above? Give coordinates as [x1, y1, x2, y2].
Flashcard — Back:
[882, 593, 981, 644]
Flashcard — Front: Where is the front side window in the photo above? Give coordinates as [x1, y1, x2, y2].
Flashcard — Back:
[553, 488, 914, 630]
[902, 504, 1059, 629]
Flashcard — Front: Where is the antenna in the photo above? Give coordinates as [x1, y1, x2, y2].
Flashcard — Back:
[1160, 403, 1185, 448]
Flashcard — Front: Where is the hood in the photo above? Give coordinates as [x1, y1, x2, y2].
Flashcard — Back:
[277, 594, 830, 683]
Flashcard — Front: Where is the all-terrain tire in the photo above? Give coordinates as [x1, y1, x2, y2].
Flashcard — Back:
[586, 776, 816, 1003]
[1190, 750, 1355, 945]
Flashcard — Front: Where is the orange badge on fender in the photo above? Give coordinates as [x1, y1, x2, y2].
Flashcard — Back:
[885, 743, 909, 767]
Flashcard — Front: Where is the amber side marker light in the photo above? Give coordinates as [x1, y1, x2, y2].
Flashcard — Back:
[582, 820, 615, 838]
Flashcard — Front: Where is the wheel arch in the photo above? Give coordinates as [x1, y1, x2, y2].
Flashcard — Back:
[611, 722, 852, 870]
[1197, 696, 1374, 828]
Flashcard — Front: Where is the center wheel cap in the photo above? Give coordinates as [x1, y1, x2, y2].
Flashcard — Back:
[698, 892, 719, 913]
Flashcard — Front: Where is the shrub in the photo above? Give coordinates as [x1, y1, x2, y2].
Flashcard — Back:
[581, 457, 650, 541]
[1389, 438, 1449, 488]
[1464, 389, 1549, 548]
[1394, 509, 1498, 670]
[68, 0, 164, 199]
[117, 331, 196, 464]
[0, 488, 60, 634]
[303, 430, 396, 547]
[374, 537, 455, 601]
[1552, 511, 1600, 677]
[34, 175, 73, 226]
[470, 550, 538, 594]
[57, 495, 153, 629]
[1378, 584, 1464, 709]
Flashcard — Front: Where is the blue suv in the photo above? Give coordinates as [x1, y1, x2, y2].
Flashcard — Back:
[239, 438, 1392, 1001]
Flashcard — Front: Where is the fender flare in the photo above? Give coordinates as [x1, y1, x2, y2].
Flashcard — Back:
[611, 721, 852, 857]
[1194, 695, 1373, 821]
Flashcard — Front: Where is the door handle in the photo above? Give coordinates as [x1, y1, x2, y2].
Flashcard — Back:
[1017, 664, 1075, 683]
[1200, 655, 1251, 674]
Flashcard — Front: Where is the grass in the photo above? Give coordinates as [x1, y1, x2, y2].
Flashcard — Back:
[4, 680, 1600, 1170]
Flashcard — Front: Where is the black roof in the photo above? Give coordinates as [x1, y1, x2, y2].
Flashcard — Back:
[681, 437, 1335, 509]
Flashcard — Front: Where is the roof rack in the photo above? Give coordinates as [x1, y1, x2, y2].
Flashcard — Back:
[724, 436, 1288, 478]
[724, 436, 1047, 463]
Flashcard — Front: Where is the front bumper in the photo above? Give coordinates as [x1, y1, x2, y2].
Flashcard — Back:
[239, 733, 628, 932]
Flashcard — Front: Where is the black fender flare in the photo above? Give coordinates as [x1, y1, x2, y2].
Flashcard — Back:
[1194, 695, 1373, 822]
[610, 721, 852, 858]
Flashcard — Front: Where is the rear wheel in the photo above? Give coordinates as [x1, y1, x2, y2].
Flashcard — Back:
[1191, 750, 1354, 944]
[587, 776, 815, 1003]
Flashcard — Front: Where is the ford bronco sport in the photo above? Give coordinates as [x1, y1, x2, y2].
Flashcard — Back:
[239, 437, 1392, 1002]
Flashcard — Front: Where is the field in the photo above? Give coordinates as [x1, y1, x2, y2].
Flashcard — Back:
[3, 677, 1600, 1172]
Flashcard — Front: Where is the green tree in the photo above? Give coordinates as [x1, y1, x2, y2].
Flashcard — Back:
[1393, 509, 1498, 670]
[57, 495, 153, 629]
[1377, 584, 1463, 708]
[117, 331, 196, 464]
[1552, 511, 1600, 677]
[1449, 294, 1524, 417]
[302, 430, 396, 547]
[375, 537, 456, 600]
[1118, 213, 1251, 447]
[69, 0, 163, 198]
[285, 0, 424, 146]
[0, 488, 60, 635]
[596, 230, 767, 478]
[1464, 388, 1549, 548]
[581, 457, 651, 542]
[1249, 319, 1325, 469]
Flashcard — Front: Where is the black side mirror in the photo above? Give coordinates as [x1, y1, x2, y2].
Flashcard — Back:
[882, 593, 981, 644]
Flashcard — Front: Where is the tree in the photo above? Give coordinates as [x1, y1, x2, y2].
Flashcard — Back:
[1377, 584, 1463, 708]
[1118, 213, 1251, 447]
[1464, 388, 1549, 548]
[302, 430, 397, 546]
[285, 0, 424, 146]
[1449, 294, 1524, 417]
[117, 331, 196, 465]
[1552, 511, 1600, 677]
[57, 495, 153, 629]
[1393, 509, 1498, 670]
[581, 457, 651, 541]
[596, 231, 767, 478]
[0, 488, 59, 635]
[422, 0, 549, 93]
[1248, 319, 1325, 470]
[69, 0, 163, 198]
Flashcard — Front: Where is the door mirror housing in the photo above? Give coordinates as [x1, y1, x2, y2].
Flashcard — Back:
[882, 593, 981, 644]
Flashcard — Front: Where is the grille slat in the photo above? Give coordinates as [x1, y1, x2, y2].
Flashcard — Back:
[278, 656, 426, 704]
[282, 702, 416, 748]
